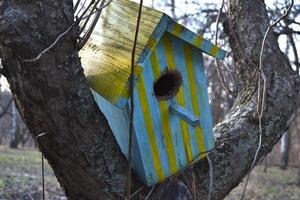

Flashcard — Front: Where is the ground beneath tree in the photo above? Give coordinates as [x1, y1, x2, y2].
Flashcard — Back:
[0, 146, 299, 200]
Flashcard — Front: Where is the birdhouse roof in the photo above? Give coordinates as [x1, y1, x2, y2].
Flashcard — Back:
[80, 0, 226, 108]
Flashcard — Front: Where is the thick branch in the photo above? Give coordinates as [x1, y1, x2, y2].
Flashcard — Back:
[190, 0, 298, 199]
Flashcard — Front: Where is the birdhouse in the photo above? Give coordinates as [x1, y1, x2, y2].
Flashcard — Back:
[80, 0, 226, 186]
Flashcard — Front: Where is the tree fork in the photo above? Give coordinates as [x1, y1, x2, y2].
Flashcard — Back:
[0, 0, 299, 200]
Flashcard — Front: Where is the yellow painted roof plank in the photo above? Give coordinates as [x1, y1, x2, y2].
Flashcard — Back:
[80, 0, 163, 106]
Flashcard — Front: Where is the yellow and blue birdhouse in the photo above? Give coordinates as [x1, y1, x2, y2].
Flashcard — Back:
[80, 0, 226, 186]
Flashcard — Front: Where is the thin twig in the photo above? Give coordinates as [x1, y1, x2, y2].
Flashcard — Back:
[23, 25, 74, 62]
[240, 1, 294, 199]
[42, 154, 45, 200]
[35, 132, 47, 200]
[73, 0, 81, 13]
[77, 0, 96, 20]
[172, 132, 246, 183]
[80, 0, 114, 21]
[74, 0, 87, 17]
[130, 187, 144, 199]
[36, 132, 47, 139]
[214, 0, 236, 97]
[145, 185, 155, 200]
[180, 171, 194, 197]
[78, 0, 114, 49]
[77, 0, 104, 49]
[207, 155, 213, 200]
[216, 132, 246, 146]
[23, 0, 113, 62]
[78, 0, 102, 35]
[214, 0, 224, 49]
[209, 78, 220, 104]
[127, 0, 143, 199]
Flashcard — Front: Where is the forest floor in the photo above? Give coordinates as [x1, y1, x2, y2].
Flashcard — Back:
[0, 146, 299, 200]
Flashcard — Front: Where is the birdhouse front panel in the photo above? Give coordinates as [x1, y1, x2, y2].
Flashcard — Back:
[81, 0, 226, 187]
[131, 32, 216, 186]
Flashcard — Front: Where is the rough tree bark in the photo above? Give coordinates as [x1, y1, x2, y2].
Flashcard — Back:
[0, 0, 299, 200]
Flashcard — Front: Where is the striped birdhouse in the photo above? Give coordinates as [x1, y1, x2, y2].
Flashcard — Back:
[80, 0, 226, 186]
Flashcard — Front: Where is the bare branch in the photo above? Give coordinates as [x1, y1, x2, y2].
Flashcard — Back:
[23, 25, 74, 63]
[73, 0, 81, 13]
[78, 0, 102, 36]
[214, 0, 237, 97]
[78, 0, 115, 49]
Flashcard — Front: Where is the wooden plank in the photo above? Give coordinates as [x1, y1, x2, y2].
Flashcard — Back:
[184, 44, 206, 158]
[191, 47, 215, 152]
[135, 75, 165, 183]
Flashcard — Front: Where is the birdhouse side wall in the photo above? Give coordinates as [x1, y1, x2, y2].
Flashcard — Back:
[91, 90, 149, 185]
[131, 32, 215, 186]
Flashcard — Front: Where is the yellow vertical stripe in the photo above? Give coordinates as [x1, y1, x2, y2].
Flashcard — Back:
[162, 35, 193, 162]
[194, 36, 204, 48]
[150, 51, 177, 174]
[210, 45, 219, 57]
[184, 45, 206, 158]
[171, 24, 183, 37]
[137, 77, 165, 181]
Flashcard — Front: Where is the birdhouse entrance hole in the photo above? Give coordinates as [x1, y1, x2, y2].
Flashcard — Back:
[153, 69, 182, 101]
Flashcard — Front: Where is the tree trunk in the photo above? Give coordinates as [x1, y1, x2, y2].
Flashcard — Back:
[280, 131, 291, 169]
[9, 101, 18, 148]
[0, 1, 127, 199]
[0, 0, 299, 200]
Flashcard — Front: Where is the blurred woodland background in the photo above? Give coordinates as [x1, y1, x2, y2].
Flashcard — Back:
[0, 0, 299, 199]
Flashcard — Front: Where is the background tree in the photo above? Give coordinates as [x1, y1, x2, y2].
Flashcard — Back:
[0, 0, 299, 200]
